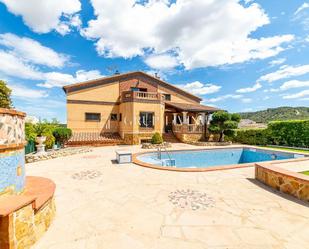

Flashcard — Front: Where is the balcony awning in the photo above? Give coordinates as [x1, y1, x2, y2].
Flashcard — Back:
[165, 102, 220, 113]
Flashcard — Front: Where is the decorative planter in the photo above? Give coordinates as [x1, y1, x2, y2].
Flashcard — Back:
[0, 108, 26, 195]
[35, 136, 46, 155]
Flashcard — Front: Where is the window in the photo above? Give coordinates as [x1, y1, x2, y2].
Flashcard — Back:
[131, 87, 147, 92]
[140, 112, 154, 128]
[85, 113, 101, 122]
[119, 113, 122, 122]
[164, 94, 171, 101]
[111, 114, 117, 121]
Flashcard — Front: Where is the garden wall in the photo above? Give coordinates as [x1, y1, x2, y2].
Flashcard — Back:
[255, 159, 309, 202]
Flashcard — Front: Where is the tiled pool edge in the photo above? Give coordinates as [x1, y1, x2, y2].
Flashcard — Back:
[255, 158, 309, 202]
[133, 146, 308, 172]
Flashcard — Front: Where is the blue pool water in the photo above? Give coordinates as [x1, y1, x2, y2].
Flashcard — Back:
[137, 148, 304, 168]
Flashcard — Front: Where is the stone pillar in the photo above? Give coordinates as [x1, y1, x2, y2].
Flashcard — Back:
[182, 112, 188, 125]
[200, 113, 206, 125]
[172, 113, 177, 125]
[0, 109, 26, 195]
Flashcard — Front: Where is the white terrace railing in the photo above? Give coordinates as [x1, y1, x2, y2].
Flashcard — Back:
[121, 91, 164, 102]
[172, 124, 204, 134]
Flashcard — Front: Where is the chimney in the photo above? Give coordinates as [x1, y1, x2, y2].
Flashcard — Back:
[154, 72, 160, 79]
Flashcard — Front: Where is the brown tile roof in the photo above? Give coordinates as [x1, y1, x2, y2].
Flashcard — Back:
[165, 102, 220, 112]
[62, 71, 202, 102]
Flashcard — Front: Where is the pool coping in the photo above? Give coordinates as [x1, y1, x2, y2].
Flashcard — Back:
[132, 145, 309, 172]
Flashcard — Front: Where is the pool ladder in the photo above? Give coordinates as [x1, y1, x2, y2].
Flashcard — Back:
[157, 147, 175, 166]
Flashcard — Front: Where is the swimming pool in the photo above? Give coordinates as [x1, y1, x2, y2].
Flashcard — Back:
[135, 147, 305, 171]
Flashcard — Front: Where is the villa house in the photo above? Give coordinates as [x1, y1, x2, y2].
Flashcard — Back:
[63, 71, 219, 145]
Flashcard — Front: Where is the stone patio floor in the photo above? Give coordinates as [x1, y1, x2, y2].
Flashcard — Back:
[27, 144, 309, 249]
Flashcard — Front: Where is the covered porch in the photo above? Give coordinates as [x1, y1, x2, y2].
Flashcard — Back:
[164, 102, 220, 142]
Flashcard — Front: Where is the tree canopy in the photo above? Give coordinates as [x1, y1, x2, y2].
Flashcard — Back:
[209, 111, 241, 142]
[0, 80, 12, 109]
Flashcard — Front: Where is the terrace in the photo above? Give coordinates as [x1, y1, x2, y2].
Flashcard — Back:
[27, 144, 309, 249]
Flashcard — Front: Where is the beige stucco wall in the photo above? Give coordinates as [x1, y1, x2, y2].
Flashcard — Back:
[158, 85, 200, 104]
[65, 76, 199, 138]
[67, 82, 120, 102]
[118, 101, 164, 138]
[67, 103, 119, 133]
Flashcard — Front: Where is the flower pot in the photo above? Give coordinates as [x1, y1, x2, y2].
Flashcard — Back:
[35, 136, 46, 145]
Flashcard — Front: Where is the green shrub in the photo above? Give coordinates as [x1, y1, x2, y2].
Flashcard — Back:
[25, 123, 37, 141]
[268, 120, 309, 147]
[43, 133, 55, 149]
[53, 127, 72, 146]
[25, 120, 61, 150]
[209, 111, 240, 142]
[151, 132, 163, 144]
[233, 128, 270, 145]
[232, 120, 309, 147]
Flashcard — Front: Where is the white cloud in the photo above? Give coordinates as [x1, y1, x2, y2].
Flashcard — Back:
[144, 54, 178, 70]
[206, 94, 243, 103]
[37, 70, 103, 88]
[82, 0, 293, 69]
[0, 33, 68, 67]
[241, 98, 252, 103]
[236, 82, 261, 93]
[279, 80, 309, 91]
[0, 50, 42, 80]
[269, 58, 286, 66]
[178, 81, 221, 95]
[259, 65, 309, 82]
[9, 84, 48, 99]
[0, 0, 81, 34]
[282, 89, 309, 99]
[294, 3, 309, 15]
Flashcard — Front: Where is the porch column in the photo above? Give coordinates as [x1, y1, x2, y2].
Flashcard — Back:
[200, 113, 206, 125]
[172, 113, 177, 125]
[205, 113, 210, 140]
[182, 112, 188, 124]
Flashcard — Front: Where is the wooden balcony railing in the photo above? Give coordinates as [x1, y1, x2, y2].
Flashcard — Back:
[121, 91, 164, 102]
[172, 124, 204, 134]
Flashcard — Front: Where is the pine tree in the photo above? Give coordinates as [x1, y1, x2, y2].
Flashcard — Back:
[0, 80, 13, 109]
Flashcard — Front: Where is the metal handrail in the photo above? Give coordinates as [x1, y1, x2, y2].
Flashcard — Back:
[157, 146, 173, 165]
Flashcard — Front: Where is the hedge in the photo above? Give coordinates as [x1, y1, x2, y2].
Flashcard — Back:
[233, 128, 270, 146]
[232, 120, 309, 147]
[267, 120, 309, 147]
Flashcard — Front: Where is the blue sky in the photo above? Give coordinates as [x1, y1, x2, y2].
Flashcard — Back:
[0, 0, 308, 123]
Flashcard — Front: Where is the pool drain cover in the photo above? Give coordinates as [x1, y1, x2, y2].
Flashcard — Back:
[71, 170, 102, 180]
[168, 189, 214, 210]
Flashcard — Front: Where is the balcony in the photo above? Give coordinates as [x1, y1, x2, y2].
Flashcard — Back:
[172, 124, 204, 134]
[121, 91, 164, 103]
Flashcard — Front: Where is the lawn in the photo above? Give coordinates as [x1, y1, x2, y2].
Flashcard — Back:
[259, 146, 309, 154]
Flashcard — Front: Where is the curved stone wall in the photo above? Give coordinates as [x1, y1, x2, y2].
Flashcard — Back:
[255, 159, 309, 202]
[0, 108, 26, 195]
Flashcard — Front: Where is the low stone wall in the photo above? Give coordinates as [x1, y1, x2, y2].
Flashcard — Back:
[255, 162, 309, 202]
[174, 132, 220, 143]
[26, 147, 92, 163]
[174, 133, 204, 143]
[0, 197, 55, 249]
[123, 133, 156, 145]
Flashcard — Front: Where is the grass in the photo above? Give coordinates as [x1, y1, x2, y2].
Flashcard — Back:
[258, 145, 309, 154]
[301, 171, 309, 176]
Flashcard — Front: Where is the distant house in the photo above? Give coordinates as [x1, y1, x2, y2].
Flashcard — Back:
[238, 119, 267, 129]
[62, 71, 219, 145]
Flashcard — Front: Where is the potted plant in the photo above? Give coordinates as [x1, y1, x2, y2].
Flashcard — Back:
[34, 122, 48, 154]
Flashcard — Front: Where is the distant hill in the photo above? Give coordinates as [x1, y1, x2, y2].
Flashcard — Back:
[238, 107, 309, 123]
